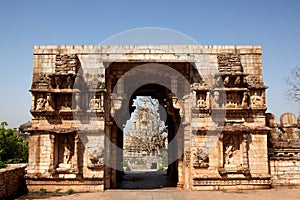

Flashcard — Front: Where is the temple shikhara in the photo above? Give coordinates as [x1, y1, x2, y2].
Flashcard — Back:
[26, 45, 300, 192]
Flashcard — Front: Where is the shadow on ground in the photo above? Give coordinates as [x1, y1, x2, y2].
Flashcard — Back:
[119, 171, 177, 189]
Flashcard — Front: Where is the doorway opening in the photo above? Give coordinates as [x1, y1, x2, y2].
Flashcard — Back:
[120, 95, 177, 189]
[105, 62, 193, 189]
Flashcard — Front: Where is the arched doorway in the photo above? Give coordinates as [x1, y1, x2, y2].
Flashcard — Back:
[104, 62, 194, 189]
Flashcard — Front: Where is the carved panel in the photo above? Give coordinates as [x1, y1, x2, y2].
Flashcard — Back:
[55, 54, 79, 75]
[55, 134, 75, 173]
[217, 54, 243, 73]
[32, 75, 52, 90]
[192, 147, 209, 168]
[223, 134, 241, 168]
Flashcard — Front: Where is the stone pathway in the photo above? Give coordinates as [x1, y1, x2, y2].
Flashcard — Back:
[17, 172, 300, 200]
[21, 188, 300, 200]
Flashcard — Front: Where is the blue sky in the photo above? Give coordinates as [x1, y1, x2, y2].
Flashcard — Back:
[0, 0, 299, 128]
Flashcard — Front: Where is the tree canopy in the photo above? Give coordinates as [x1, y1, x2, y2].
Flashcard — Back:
[0, 122, 28, 168]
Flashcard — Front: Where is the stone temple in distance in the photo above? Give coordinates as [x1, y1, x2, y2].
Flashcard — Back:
[26, 45, 300, 191]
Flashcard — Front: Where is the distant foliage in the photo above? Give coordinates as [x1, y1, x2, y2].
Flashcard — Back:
[286, 66, 300, 103]
[0, 122, 28, 167]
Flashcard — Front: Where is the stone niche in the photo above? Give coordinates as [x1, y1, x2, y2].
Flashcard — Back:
[219, 133, 250, 176]
[54, 134, 76, 174]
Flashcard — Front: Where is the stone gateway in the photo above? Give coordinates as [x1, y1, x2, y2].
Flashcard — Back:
[26, 45, 298, 192]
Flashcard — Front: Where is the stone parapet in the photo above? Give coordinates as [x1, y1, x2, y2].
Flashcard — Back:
[0, 164, 27, 198]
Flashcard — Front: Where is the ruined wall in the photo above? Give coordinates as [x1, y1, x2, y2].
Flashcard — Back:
[270, 160, 300, 186]
[0, 164, 27, 198]
[267, 112, 300, 187]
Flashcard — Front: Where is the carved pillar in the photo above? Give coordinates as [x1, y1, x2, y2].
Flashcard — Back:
[242, 133, 249, 169]
[100, 92, 104, 111]
[49, 133, 55, 172]
[73, 133, 79, 173]
[261, 90, 266, 107]
[104, 122, 112, 189]
[206, 91, 210, 108]
[219, 133, 224, 167]
[75, 92, 80, 110]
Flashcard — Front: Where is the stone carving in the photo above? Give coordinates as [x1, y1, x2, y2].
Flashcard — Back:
[234, 76, 241, 85]
[89, 94, 104, 111]
[197, 94, 206, 108]
[88, 148, 104, 165]
[172, 97, 181, 110]
[213, 91, 220, 108]
[45, 93, 55, 111]
[223, 135, 239, 167]
[217, 54, 243, 73]
[66, 76, 74, 89]
[242, 91, 250, 107]
[251, 91, 262, 107]
[32, 75, 52, 89]
[245, 74, 263, 88]
[223, 76, 230, 86]
[60, 95, 72, 110]
[185, 149, 191, 167]
[192, 147, 209, 168]
[226, 92, 240, 108]
[55, 76, 61, 89]
[36, 97, 46, 110]
[57, 136, 74, 170]
[90, 96, 100, 110]
[85, 73, 105, 89]
[55, 54, 79, 75]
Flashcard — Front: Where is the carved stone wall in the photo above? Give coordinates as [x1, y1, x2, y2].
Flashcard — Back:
[28, 45, 271, 191]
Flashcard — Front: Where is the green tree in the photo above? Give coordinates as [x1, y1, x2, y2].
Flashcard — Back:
[159, 150, 168, 167]
[0, 122, 28, 168]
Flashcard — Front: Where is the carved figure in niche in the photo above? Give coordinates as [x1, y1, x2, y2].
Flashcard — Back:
[66, 76, 73, 89]
[90, 96, 100, 110]
[88, 148, 104, 165]
[242, 91, 250, 107]
[58, 137, 73, 169]
[47, 76, 53, 89]
[224, 136, 236, 165]
[234, 76, 241, 85]
[55, 77, 61, 89]
[192, 147, 209, 168]
[197, 93, 207, 108]
[192, 147, 200, 167]
[251, 91, 261, 107]
[45, 94, 54, 111]
[61, 95, 71, 110]
[215, 76, 222, 87]
[97, 81, 104, 89]
[224, 76, 230, 86]
[213, 91, 220, 108]
[36, 98, 46, 110]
